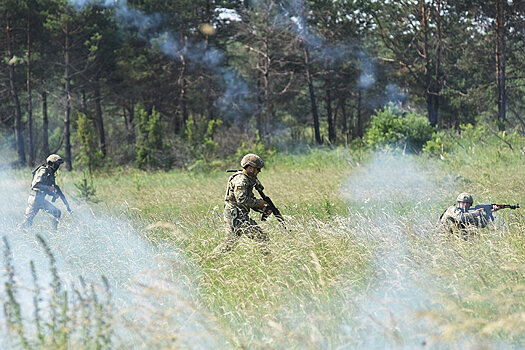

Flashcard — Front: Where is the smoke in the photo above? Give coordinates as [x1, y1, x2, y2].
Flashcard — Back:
[340, 152, 453, 347]
[0, 162, 226, 348]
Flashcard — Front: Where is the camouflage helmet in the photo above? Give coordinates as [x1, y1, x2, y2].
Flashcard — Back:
[46, 154, 64, 165]
[241, 153, 264, 169]
[456, 192, 473, 204]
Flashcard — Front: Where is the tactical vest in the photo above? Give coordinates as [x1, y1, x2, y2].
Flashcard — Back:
[224, 171, 244, 202]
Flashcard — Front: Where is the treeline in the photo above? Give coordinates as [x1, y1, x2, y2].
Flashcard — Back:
[1, 0, 524, 170]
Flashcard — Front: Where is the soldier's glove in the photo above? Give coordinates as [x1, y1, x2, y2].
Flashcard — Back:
[257, 199, 268, 209]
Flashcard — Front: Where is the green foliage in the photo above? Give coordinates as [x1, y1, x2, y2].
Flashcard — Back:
[422, 130, 457, 157]
[186, 117, 224, 172]
[234, 137, 276, 167]
[76, 113, 104, 174]
[136, 107, 165, 169]
[365, 105, 435, 152]
[74, 172, 98, 202]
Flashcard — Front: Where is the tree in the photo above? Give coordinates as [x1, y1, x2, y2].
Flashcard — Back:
[369, 0, 448, 126]
[1, 0, 26, 164]
[44, 0, 100, 170]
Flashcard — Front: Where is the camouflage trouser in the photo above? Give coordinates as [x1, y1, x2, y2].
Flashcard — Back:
[213, 206, 270, 255]
[21, 191, 61, 229]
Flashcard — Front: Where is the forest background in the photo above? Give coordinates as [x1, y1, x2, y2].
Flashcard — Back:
[1, 1, 525, 349]
[1, 0, 524, 170]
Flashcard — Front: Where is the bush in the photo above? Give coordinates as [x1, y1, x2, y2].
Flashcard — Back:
[365, 105, 435, 152]
[234, 138, 275, 165]
[422, 130, 457, 157]
[136, 108, 167, 169]
[76, 114, 104, 174]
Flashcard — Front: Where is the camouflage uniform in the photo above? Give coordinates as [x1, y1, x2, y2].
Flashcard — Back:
[215, 169, 270, 255]
[439, 193, 488, 239]
[21, 160, 62, 230]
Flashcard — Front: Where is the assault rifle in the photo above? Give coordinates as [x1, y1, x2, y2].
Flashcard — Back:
[226, 169, 288, 230]
[51, 184, 72, 213]
[470, 203, 519, 222]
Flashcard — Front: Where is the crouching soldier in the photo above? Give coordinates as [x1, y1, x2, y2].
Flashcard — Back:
[20, 154, 69, 230]
[439, 192, 501, 239]
[213, 153, 271, 256]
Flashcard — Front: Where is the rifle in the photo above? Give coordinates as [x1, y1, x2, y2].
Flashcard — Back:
[470, 203, 519, 222]
[226, 169, 288, 229]
[51, 184, 72, 213]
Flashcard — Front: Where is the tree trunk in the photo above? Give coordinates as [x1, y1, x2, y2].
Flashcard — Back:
[303, 44, 321, 144]
[42, 83, 50, 156]
[340, 96, 348, 145]
[175, 53, 187, 134]
[124, 103, 135, 145]
[93, 76, 107, 156]
[263, 33, 271, 142]
[256, 69, 264, 139]
[27, 4, 34, 166]
[422, 3, 439, 127]
[325, 78, 335, 144]
[64, 22, 72, 170]
[495, 0, 506, 129]
[356, 87, 363, 138]
[6, 18, 26, 165]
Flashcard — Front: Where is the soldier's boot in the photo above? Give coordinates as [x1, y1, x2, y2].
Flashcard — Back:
[17, 221, 30, 231]
[50, 218, 59, 231]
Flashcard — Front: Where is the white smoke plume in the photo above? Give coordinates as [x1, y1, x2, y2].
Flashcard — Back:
[340, 152, 453, 348]
[0, 158, 227, 348]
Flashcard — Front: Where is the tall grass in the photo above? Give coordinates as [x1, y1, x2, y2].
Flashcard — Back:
[2, 235, 112, 349]
[4, 126, 524, 348]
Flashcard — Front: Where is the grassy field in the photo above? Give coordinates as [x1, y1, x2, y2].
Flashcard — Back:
[2, 129, 524, 348]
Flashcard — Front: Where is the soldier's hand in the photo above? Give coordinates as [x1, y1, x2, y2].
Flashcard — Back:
[48, 185, 57, 193]
[492, 204, 502, 212]
[473, 208, 483, 216]
[258, 199, 268, 208]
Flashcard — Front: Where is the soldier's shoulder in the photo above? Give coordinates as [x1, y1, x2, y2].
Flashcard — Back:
[230, 172, 253, 186]
[440, 205, 456, 218]
[34, 166, 49, 176]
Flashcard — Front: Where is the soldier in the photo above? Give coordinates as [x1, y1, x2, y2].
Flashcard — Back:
[213, 153, 271, 256]
[20, 154, 69, 230]
[439, 192, 501, 239]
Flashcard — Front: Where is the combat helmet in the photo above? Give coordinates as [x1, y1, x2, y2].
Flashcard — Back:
[241, 153, 264, 169]
[46, 154, 64, 166]
[456, 192, 473, 204]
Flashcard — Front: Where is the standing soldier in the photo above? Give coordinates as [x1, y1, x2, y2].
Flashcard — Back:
[213, 153, 271, 256]
[439, 192, 501, 239]
[20, 154, 70, 230]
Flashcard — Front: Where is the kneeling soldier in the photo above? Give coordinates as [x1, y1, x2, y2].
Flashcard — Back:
[439, 192, 501, 239]
[21, 154, 67, 230]
[214, 153, 271, 255]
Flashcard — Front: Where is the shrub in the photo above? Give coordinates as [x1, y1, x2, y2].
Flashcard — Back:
[422, 130, 457, 157]
[76, 114, 104, 174]
[136, 108, 165, 169]
[365, 105, 434, 152]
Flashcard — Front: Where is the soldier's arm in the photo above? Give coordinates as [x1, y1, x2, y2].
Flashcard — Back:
[232, 176, 263, 209]
[32, 169, 56, 195]
[457, 208, 481, 226]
